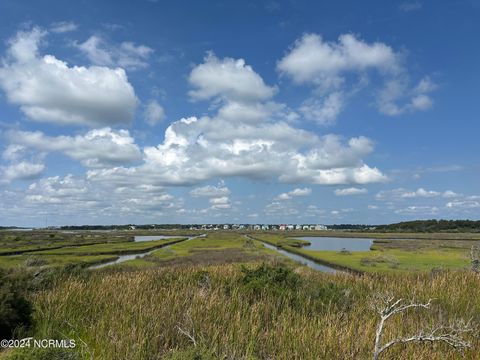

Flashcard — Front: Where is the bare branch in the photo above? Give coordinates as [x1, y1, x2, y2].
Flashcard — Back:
[384, 299, 432, 321]
[379, 321, 473, 355]
[371, 294, 473, 360]
[175, 312, 197, 347]
[175, 324, 197, 347]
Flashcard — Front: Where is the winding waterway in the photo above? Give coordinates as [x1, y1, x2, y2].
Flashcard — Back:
[261, 241, 337, 272]
[89, 234, 205, 269]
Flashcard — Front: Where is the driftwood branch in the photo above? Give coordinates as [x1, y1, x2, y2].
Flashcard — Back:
[371, 294, 473, 360]
[175, 312, 197, 347]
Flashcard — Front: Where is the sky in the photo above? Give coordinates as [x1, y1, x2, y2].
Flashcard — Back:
[0, 0, 479, 227]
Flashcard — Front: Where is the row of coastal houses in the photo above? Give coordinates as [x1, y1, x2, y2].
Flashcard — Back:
[190, 224, 328, 231]
[278, 224, 328, 231]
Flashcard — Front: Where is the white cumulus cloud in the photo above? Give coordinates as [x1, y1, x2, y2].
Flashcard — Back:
[8, 128, 142, 168]
[278, 33, 436, 123]
[81, 55, 386, 189]
[278, 33, 398, 85]
[1, 161, 45, 182]
[188, 53, 277, 102]
[0, 27, 137, 127]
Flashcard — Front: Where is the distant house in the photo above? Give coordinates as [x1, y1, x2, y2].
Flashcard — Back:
[223, 224, 230, 230]
[315, 224, 327, 231]
[302, 225, 310, 230]
[261, 225, 269, 230]
[287, 225, 295, 230]
[253, 224, 261, 231]
[296, 225, 302, 230]
[279, 224, 286, 231]
[129, 225, 136, 230]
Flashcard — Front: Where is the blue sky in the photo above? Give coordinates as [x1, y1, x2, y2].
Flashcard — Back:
[0, 0, 479, 226]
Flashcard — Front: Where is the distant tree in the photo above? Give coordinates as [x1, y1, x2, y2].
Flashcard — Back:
[375, 219, 480, 233]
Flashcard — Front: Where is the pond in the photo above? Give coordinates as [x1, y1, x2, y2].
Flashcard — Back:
[293, 237, 373, 252]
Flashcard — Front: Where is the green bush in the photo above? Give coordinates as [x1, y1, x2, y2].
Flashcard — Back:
[304, 281, 353, 312]
[239, 263, 301, 297]
[0, 268, 33, 339]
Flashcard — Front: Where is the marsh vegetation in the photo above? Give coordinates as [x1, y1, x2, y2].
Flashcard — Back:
[1, 229, 479, 359]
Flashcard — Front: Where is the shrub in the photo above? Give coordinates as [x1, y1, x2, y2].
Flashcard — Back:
[0, 269, 33, 339]
[239, 263, 300, 297]
[304, 281, 353, 312]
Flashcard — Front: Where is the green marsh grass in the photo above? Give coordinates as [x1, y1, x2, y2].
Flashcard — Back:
[7, 264, 479, 360]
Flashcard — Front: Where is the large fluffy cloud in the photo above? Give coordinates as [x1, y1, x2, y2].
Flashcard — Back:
[88, 116, 385, 186]
[8, 128, 142, 168]
[278, 33, 399, 85]
[1, 161, 45, 183]
[87, 55, 386, 187]
[278, 33, 435, 123]
[188, 53, 277, 102]
[0, 27, 137, 127]
[0, 37, 390, 224]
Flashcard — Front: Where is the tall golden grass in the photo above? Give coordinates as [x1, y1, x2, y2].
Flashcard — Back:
[30, 265, 479, 359]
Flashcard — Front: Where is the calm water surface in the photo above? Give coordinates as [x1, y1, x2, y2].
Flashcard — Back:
[262, 242, 337, 273]
[294, 237, 373, 251]
[134, 235, 184, 242]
